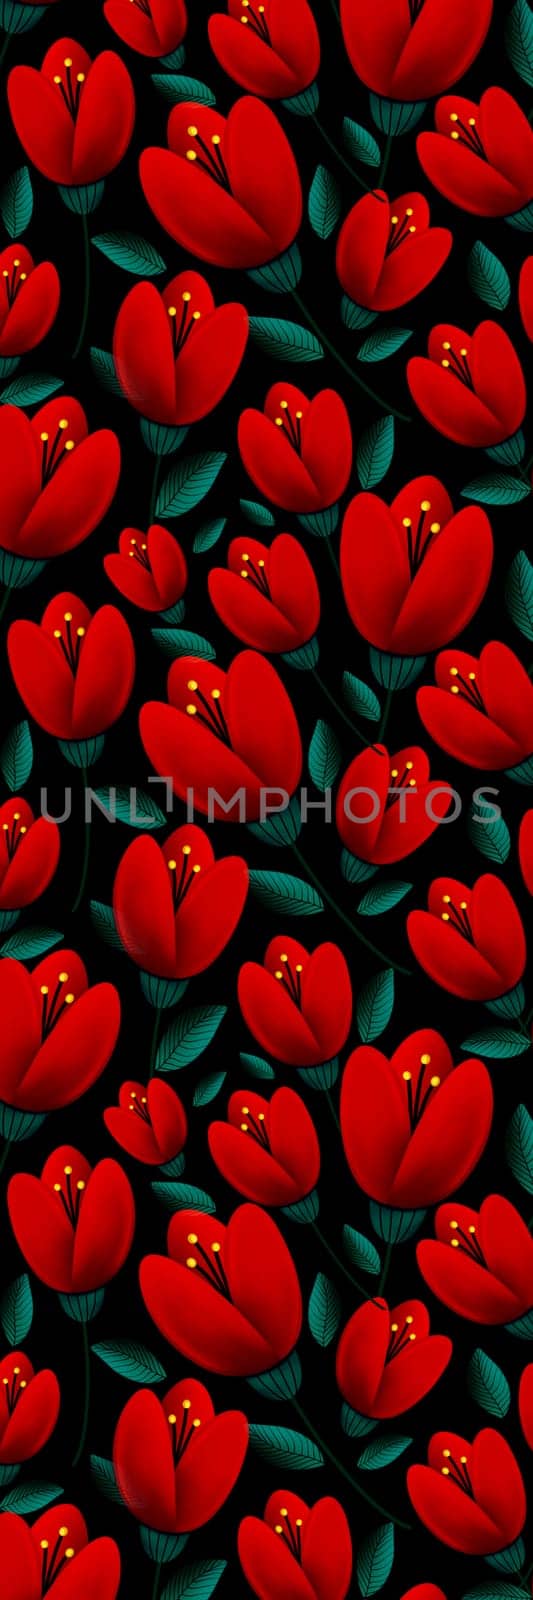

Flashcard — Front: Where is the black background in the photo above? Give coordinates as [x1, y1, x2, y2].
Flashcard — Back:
[0, 1, 532, 1595]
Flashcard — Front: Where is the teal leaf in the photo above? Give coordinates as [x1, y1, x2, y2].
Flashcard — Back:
[357, 1435, 412, 1469]
[0, 1275, 33, 1345]
[342, 118, 380, 166]
[90, 347, 123, 396]
[248, 316, 324, 362]
[505, 550, 533, 641]
[239, 1052, 276, 1080]
[239, 499, 275, 526]
[506, 1104, 533, 1193]
[505, 0, 533, 86]
[357, 416, 395, 489]
[0, 927, 62, 960]
[357, 882, 412, 915]
[460, 1029, 531, 1059]
[156, 1006, 227, 1072]
[357, 1522, 395, 1596]
[161, 1560, 227, 1600]
[192, 1071, 227, 1108]
[467, 802, 510, 864]
[308, 1273, 342, 1346]
[463, 1587, 530, 1599]
[248, 1423, 324, 1469]
[249, 869, 323, 916]
[0, 166, 33, 238]
[308, 165, 342, 239]
[91, 1341, 166, 1383]
[90, 788, 166, 829]
[89, 1456, 123, 1505]
[156, 453, 226, 518]
[89, 901, 122, 949]
[461, 475, 531, 505]
[151, 74, 216, 104]
[0, 374, 63, 407]
[357, 328, 412, 363]
[342, 1226, 381, 1276]
[356, 969, 395, 1041]
[1, 720, 33, 790]
[193, 517, 227, 554]
[467, 1349, 510, 1417]
[308, 718, 342, 789]
[92, 232, 166, 276]
[152, 1182, 216, 1213]
[342, 673, 381, 722]
[467, 242, 511, 310]
[0, 1483, 62, 1514]
[151, 628, 216, 660]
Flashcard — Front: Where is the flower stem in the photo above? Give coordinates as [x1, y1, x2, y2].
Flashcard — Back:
[151, 1562, 162, 1600]
[325, 1087, 340, 1131]
[378, 133, 392, 189]
[291, 1396, 411, 1529]
[0, 585, 12, 624]
[290, 841, 412, 976]
[71, 769, 91, 914]
[378, 1241, 392, 1297]
[311, 113, 371, 189]
[72, 1321, 91, 1467]
[311, 1218, 368, 1296]
[149, 1007, 163, 1079]
[0, 1140, 11, 1181]
[377, 687, 393, 743]
[290, 288, 410, 422]
[149, 455, 162, 525]
[0, 32, 11, 69]
[311, 666, 369, 743]
[72, 213, 91, 361]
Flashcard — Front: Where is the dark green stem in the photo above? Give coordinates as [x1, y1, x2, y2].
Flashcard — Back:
[325, 1087, 340, 1131]
[290, 288, 411, 422]
[0, 585, 12, 624]
[72, 213, 91, 361]
[151, 1562, 162, 1600]
[378, 1241, 392, 1297]
[71, 768, 91, 914]
[0, 31, 11, 69]
[149, 455, 162, 525]
[291, 1396, 411, 1529]
[311, 666, 369, 744]
[323, 536, 340, 577]
[149, 1007, 163, 1079]
[311, 113, 371, 189]
[290, 841, 412, 976]
[377, 687, 393, 744]
[0, 1140, 11, 1180]
[377, 133, 392, 189]
[311, 1219, 368, 1296]
[72, 1321, 91, 1466]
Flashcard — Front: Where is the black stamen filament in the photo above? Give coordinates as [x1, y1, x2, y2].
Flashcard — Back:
[53, 1164, 85, 1226]
[386, 1315, 416, 1362]
[129, 1092, 151, 1124]
[132, 0, 151, 12]
[41, 973, 74, 1040]
[241, 0, 271, 43]
[240, 552, 271, 598]
[2, 257, 26, 309]
[2, 811, 26, 861]
[449, 1219, 486, 1266]
[185, 679, 231, 743]
[385, 761, 417, 810]
[53, 610, 85, 673]
[400, 499, 441, 578]
[186, 125, 231, 190]
[408, 0, 426, 21]
[449, 112, 485, 158]
[2, 1366, 26, 1416]
[168, 291, 201, 358]
[186, 1232, 231, 1297]
[449, 668, 485, 712]
[167, 846, 200, 912]
[168, 1401, 200, 1466]
[40, 1529, 75, 1595]
[402, 1054, 441, 1130]
[40, 420, 74, 487]
[129, 537, 151, 572]
[53, 57, 85, 120]
[275, 402, 303, 453]
[440, 340, 474, 390]
[441, 1449, 475, 1495]
[387, 208, 416, 254]
[275, 1510, 303, 1561]
[274, 954, 303, 1007]
[240, 1104, 271, 1152]
[441, 895, 474, 941]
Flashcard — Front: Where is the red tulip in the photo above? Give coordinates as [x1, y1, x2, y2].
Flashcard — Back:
[113, 1378, 247, 1531]
[140, 1202, 302, 1375]
[417, 642, 533, 769]
[416, 1195, 533, 1323]
[0, 1353, 59, 1465]
[336, 744, 452, 864]
[407, 321, 526, 447]
[340, 0, 492, 100]
[113, 825, 248, 978]
[340, 476, 493, 655]
[238, 1491, 352, 1600]
[8, 1146, 135, 1294]
[104, 0, 187, 58]
[336, 1298, 452, 1419]
[401, 1590, 447, 1600]
[0, 399, 120, 560]
[519, 257, 533, 342]
[208, 0, 320, 99]
[104, 524, 187, 614]
[407, 874, 526, 1000]
[519, 810, 533, 895]
[238, 383, 352, 514]
[208, 1086, 320, 1205]
[208, 533, 320, 652]
[407, 1427, 526, 1553]
[113, 271, 248, 425]
[417, 89, 533, 217]
[340, 1030, 493, 1208]
[519, 1364, 533, 1450]
[0, 800, 59, 912]
[238, 937, 352, 1066]
[104, 1080, 187, 1167]
[0, 951, 120, 1113]
[0, 245, 59, 359]
[0, 1505, 121, 1600]
[8, 39, 135, 185]
[337, 190, 451, 312]
[139, 650, 302, 821]
[140, 96, 302, 269]
[8, 593, 135, 740]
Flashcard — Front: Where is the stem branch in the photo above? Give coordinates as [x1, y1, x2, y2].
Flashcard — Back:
[291, 841, 412, 976]
[72, 1321, 91, 1467]
[71, 768, 91, 914]
[72, 214, 91, 361]
[290, 288, 411, 423]
[291, 1396, 411, 1529]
